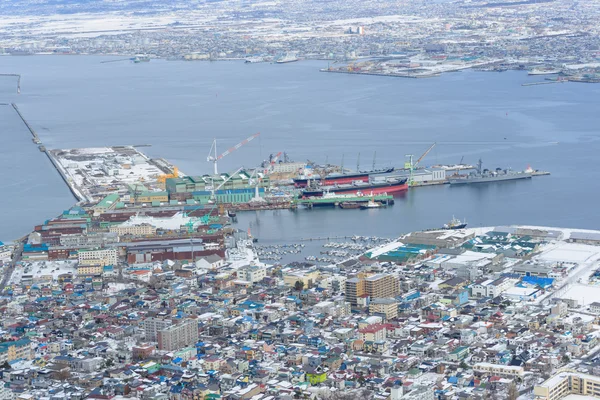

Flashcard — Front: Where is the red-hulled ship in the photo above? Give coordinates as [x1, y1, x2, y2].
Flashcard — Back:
[302, 177, 408, 198]
[293, 167, 394, 188]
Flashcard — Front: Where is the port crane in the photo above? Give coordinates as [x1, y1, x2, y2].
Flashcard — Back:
[209, 166, 245, 201]
[183, 167, 244, 233]
[405, 142, 436, 186]
[157, 166, 179, 185]
[264, 151, 282, 174]
[207, 133, 260, 175]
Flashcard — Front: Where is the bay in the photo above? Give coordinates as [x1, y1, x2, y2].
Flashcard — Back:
[0, 56, 599, 258]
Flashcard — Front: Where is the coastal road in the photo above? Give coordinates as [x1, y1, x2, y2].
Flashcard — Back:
[0, 241, 23, 293]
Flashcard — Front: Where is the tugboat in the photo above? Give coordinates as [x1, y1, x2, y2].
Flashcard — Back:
[443, 216, 467, 230]
[360, 200, 383, 210]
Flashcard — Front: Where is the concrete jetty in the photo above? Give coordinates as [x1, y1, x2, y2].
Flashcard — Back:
[11, 103, 83, 203]
[11, 103, 40, 144]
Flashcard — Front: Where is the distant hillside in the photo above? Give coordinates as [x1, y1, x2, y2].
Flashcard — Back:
[0, 0, 211, 15]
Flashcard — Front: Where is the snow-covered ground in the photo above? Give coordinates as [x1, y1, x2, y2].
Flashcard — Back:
[559, 285, 600, 307]
[9, 260, 77, 285]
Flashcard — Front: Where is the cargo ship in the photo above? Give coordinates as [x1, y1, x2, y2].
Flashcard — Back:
[449, 159, 532, 185]
[302, 177, 408, 197]
[294, 167, 395, 188]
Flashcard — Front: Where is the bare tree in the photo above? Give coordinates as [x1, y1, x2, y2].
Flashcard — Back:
[507, 382, 519, 400]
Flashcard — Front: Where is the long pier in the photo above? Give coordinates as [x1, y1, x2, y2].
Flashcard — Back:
[11, 103, 40, 144]
[0, 74, 21, 93]
[294, 194, 394, 208]
[10, 103, 83, 203]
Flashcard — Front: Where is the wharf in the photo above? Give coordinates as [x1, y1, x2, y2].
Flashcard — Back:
[294, 194, 394, 208]
[522, 81, 565, 86]
[531, 170, 551, 176]
[320, 69, 438, 79]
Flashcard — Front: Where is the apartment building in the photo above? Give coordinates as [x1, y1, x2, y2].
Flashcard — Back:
[78, 248, 118, 266]
[237, 265, 267, 284]
[474, 363, 524, 379]
[369, 298, 399, 320]
[345, 273, 399, 306]
[534, 370, 600, 400]
[109, 223, 156, 236]
[144, 317, 173, 342]
[157, 320, 199, 351]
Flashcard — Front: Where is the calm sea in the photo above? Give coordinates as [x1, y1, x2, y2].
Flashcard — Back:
[1, 56, 599, 259]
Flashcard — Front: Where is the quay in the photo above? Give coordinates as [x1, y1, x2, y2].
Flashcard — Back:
[319, 69, 438, 79]
[522, 81, 565, 86]
[294, 194, 394, 208]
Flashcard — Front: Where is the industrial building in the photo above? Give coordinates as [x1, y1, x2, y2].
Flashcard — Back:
[165, 171, 269, 194]
[122, 237, 225, 263]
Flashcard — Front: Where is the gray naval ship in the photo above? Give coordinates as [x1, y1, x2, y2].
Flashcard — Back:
[449, 159, 532, 185]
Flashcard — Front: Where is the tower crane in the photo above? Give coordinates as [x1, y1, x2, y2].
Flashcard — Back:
[207, 133, 260, 175]
[210, 166, 245, 201]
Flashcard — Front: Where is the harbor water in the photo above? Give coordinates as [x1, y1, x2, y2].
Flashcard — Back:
[1, 56, 600, 258]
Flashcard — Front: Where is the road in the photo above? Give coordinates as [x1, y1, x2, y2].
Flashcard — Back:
[0, 241, 23, 293]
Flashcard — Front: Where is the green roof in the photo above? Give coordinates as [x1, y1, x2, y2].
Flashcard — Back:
[94, 193, 119, 209]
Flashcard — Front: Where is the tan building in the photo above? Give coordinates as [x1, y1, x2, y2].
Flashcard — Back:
[0, 339, 33, 363]
[369, 298, 399, 320]
[345, 273, 399, 306]
[345, 277, 366, 305]
[157, 319, 199, 351]
[130, 191, 169, 204]
[109, 223, 156, 236]
[78, 248, 118, 266]
[534, 370, 600, 400]
[283, 270, 320, 289]
[76, 264, 103, 276]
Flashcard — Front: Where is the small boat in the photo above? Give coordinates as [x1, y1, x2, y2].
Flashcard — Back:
[228, 210, 237, 218]
[340, 202, 361, 209]
[443, 216, 467, 230]
[360, 200, 383, 209]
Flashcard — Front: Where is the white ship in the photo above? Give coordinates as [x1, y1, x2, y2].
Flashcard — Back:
[276, 53, 299, 64]
[528, 67, 561, 75]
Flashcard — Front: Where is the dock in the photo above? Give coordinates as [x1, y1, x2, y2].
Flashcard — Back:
[294, 194, 394, 209]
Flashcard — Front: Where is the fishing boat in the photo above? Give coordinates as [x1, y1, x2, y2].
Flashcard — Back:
[443, 216, 467, 230]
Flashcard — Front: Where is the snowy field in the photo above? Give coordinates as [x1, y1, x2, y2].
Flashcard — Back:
[559, 284, 600, 307]
[539, 243, 600, 263]
[10, 260, 77, 285]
